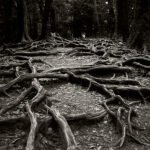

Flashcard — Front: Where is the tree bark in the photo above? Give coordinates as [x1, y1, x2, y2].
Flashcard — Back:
[127, 0, 150, 51]
[107, 0, 115, 37]
[40, 0, 53, 39]
[93, 0, 100, 36]
[113, 0, 129, 41]
[16, 0, 31, 42]
[3, 0, 14, 42]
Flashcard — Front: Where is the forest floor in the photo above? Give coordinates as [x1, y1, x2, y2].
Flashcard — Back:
[0, 37, 150, 150]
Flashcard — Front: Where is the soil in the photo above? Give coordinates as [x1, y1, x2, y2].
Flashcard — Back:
[0, 38, 150, 150]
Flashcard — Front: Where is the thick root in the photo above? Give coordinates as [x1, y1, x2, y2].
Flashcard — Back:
[45, 105, 78, 150]
[25, 102, 38, 150]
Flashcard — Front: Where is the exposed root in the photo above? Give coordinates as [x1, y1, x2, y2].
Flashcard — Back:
[101, 102, 127, 147]
[86, 75, 141, 86]
[1, 38, 150, 149]
[100, 96, 146, 147]
[100, 95, 130, 109]
[116, 107, 126, 147]
[133, 62, 150, 71]
[128, 108, 133, 134]
[45, 105, 78, 150]
[0, 73, 68, 95]
[127, 133, 150, 146]
[0, 115, 28, 125]
[67, 71, 112, 98]
[12, 51, 60, 56]
[72, 65, 132, 75]
[64, 110, 107, 121]
[123, 57, 150, 66]
[0, 62, 27, 70]
[25, 101, 38, 150]
[0, 86, 33, 115]
[0, 70, 15, 77]
[109, 86, 150, 102]
[28, 58, 48, 109]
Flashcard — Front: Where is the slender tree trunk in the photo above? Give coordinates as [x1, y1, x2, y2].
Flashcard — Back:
[93, 0, 100, 36]
[29, 0, 41, 39]
[3, 0, 14, 42]
[127, 0, 150, 51]
[16, 0, 31, 42]
[40, 0, 53, 39]
[50, 6, 56, 33]
[107, 0, 115, 37]
[23, 0, 31, 41]
[113, 0, 129, 41]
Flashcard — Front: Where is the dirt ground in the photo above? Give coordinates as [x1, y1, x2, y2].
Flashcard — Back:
[0, 38, 150, 150]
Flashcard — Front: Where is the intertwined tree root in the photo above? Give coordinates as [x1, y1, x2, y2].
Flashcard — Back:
[1, 38, 150, 149]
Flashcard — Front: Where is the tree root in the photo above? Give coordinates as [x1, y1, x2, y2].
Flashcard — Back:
[0, 115, 28, 126]
[64, 110, 107, 121]
[132, 62, 150, 71]
[67, 71, 112, 98]
[12, 51, 60, 56]
[100, 95, 150, 148]
[100, 95, 130, 109]
[69, 52, 95, 57]
[123, 57, 150, 66]
[27, 58, 50, 109]
[45, 105, 78, 150]
[0, 86, 33, 115]
[128, 108, 133, 134]
[72, 65, 132, 75]
[0, 62, 28, 70]
[45, 64, 131, 77]
[0, 73, 68, 95]
[109, 86, 149, 103]
[0, 70, 15, 77]
[86, 75, 141, 86]
[1, 39, 150, 149]
[66, 47, 105, 57]
[25, 102, 38, 150]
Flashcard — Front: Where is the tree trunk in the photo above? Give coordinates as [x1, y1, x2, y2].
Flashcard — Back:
[29, 0, 40, 39]
[50, 6, 56, 33]
[107, 0, 115, 37]
[127, 0, 150, 51]
[3, 0, 14, 42]
[16, 0, 31, 42]
[93, 0, 100, 36]
[40, 0, 53, 39]
[113, 0, 129, 41]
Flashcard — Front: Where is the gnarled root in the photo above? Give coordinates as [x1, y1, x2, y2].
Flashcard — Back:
[25, 102, 38, 150]
[45, 105, 78, 150]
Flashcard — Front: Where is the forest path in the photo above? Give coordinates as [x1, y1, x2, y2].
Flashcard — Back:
[0, 37, 150, 150]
